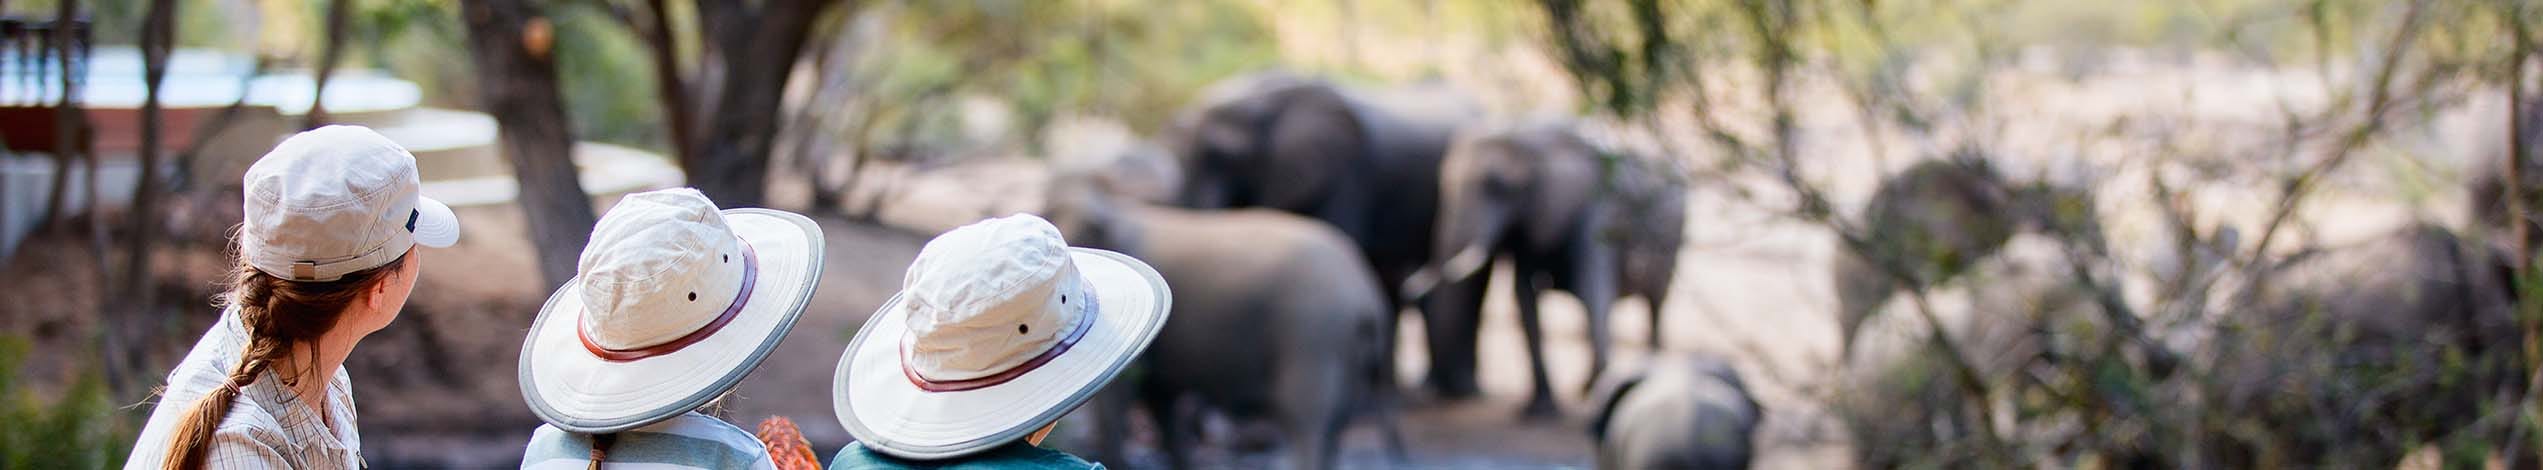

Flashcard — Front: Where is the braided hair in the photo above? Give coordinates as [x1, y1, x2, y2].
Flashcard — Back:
[160, 253, 405, 469]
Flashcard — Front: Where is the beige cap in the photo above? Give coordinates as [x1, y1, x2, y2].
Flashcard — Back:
[239, 125, 459, 281]
[520, 188, 827, 434]
[835, 214, 1171, 460]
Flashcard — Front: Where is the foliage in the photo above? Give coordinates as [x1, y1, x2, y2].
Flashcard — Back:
[0, 336, 131, 469]
[546, 1, 665, 148]
[4, 0, 232, 48]
[842, 0, 1280, 157]
[1538, 0, 2543, 466]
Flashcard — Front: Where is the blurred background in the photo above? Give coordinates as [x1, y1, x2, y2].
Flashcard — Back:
[0, 0, 2539, 468]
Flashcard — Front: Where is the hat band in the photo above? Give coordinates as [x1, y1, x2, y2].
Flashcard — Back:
[900, 289, 1100, 392]
[577, 238, 759, 362]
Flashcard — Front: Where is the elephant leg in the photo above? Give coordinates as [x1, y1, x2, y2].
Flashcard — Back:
[1643, 272, 1673, 349]
[1279, 399, 1348, 470]
[1367, 380, 1410, 464]
[1423, 266, 1490, 399]
[1376, 408, 1409, 464]
[1569, 241, 1621, 397]
[1833, 251, 1896, 361]
[1646, 292, 1667, 350]
[1513, 262, 1560, 420]
[1146, 388, 1194, 469]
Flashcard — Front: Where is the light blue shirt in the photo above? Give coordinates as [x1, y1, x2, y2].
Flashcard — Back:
[521, 412, 777, 470]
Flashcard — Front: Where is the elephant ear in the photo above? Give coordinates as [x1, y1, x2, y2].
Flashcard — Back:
[1251, 84, 1364, 212]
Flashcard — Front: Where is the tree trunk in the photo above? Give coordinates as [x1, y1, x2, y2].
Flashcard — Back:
[124, 0, 174, 311]
[39, 9, 82, 234]
[639, 0, 695, 165]
[304, 0, 351, 128]
[461, 0, 597, 289]
[788, 10, 867, 213]
[682, 0, 842, 207]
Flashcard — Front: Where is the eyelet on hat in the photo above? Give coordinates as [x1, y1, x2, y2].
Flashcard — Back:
[1018, 324, 1029, 335]
[688, 292, 698, 301]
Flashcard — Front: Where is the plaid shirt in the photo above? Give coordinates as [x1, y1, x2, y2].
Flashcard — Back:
[127, 309, 366, 469]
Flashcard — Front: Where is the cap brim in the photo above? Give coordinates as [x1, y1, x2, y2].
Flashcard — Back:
[834, 248, 1171, 460]
[518, 209, 825, 434]
[412, 195, 460, 248]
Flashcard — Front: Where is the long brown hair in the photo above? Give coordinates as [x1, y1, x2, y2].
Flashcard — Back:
[161, 254, 406, 469]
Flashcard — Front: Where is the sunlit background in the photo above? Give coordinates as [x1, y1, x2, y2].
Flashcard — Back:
[1, 0, 2539, 468]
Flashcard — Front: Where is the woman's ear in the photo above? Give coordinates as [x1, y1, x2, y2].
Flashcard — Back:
[365, 260, 402, 310]
[366, 273, 389, 310]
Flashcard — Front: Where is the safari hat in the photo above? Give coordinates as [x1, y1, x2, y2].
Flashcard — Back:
[240, 125, 460, 280]
[519, 188, 825, 433]
[834, 214, 1170, 459]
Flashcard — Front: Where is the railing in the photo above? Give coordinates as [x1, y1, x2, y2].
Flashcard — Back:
[0, 16, 91, 154]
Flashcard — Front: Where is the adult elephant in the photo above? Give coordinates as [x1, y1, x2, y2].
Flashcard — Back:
[1045, 174, 1407, 469]
[1405, 122, 1687, 417]
[2199, 224, 2522, 467]
[1831, 156, 2104, 359]
[1163, 71, 1481, 316]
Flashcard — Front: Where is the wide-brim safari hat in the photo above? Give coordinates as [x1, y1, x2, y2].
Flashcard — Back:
[520, 188, 825, 434]
[835, 214, 1170, 460]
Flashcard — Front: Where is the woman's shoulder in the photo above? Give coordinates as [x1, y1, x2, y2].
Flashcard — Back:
[209, 388, 290, 437]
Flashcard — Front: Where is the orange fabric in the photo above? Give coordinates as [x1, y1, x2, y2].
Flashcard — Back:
[754, 417, 820, 470]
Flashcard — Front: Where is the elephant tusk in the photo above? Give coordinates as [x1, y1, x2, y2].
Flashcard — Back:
[1400, 269, 1441, 301]
[1439, 242, 1491, 284]
[1402, 243, 1491, 300]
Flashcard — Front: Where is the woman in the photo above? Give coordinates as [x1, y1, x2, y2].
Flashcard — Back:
[125, 125, 462, 469]
[515, 188, 824, 469]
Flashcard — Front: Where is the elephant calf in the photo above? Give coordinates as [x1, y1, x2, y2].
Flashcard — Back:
[1588, 354, 1760, 470]
[1045, 176, 1405, 470]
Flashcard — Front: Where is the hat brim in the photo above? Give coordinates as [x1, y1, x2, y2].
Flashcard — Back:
[834, 248, 1170, 460]
[519, 208, 825, 434]
[412, 195, 460, 248]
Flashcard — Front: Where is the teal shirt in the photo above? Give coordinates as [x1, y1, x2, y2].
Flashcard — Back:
[829, 441, 1104, 470]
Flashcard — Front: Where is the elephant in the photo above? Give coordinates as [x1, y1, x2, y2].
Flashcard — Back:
[1044, 175, 1407, 470]
[1607, 146, 1690, 349]
[2196, 223, 2522, 467]
[1831, 155, 2104, 359]
[1834, 234, 2137, 468]
[1404, 121, 1688, 417]
[1161, 73, 1483, 394]
[1587, 353, 1760, 470]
